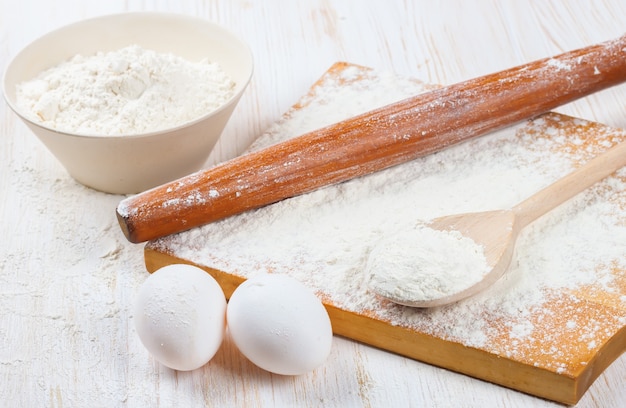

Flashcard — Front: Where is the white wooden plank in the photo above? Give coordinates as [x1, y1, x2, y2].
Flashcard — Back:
[1, 1, 625, 406]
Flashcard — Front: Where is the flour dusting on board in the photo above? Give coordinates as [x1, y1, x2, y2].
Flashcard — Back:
[149, 64, 626, 374]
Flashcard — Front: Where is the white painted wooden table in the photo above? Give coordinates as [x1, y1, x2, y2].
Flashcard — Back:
[1, 1, 625, 406]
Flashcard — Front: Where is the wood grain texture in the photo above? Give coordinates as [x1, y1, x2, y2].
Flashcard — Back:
[1, 1, 626, 407]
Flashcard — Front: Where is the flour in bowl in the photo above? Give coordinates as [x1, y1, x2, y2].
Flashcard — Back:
[15, 45, 236, 135]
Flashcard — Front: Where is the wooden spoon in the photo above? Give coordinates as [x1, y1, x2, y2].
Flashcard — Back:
[371, 140, 626, 308]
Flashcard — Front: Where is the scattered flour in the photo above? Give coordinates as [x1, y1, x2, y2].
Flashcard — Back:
[148, 64, 626, 374]
[15, 45, 236, 135]
[546, 58, 573, 71]
[364, 225, 489, 304]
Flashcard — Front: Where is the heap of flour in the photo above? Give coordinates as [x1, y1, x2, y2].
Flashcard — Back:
[15, 45, 236, 135]
[364, 226, 490, 304]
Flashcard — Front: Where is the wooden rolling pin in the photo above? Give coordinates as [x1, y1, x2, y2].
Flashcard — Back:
[117, 35, 626, 243]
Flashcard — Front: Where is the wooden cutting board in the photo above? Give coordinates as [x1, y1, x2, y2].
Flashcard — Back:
[143, 62, 626, 405]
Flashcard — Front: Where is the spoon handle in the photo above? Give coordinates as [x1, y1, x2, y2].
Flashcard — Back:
[512, 140, 626, 229]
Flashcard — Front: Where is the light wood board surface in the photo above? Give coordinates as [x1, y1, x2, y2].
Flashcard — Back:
[145, 62, 626, 405]
[2, 1, 626, 407]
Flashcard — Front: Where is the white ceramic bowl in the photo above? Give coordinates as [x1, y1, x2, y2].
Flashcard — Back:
[2, 12, 253, 194]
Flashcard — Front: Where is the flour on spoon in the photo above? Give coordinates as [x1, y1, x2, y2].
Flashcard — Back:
[365, 225, 489, 305]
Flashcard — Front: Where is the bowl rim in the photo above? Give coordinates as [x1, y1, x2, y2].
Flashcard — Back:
[1, 11, 254, 140]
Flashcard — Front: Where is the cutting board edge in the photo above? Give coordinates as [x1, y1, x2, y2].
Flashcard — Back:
[143, 246, 625, 405]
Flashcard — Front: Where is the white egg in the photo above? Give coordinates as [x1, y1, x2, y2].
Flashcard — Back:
[134, 264, 226, 371]
[227, 273, 333, 375]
